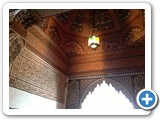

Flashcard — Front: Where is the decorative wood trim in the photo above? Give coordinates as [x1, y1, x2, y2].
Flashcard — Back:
[25, 43, 67, 75]
[28, 25, 68, 62]
[68, 68, 145, 80]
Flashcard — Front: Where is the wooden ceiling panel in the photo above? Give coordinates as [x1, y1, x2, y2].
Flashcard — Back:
[37, 9, 145, 58]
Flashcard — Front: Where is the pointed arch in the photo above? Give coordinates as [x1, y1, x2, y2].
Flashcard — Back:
[79, 78, 136, 108]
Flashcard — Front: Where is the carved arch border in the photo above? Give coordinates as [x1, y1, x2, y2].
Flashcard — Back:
[79, 78, 136, 109]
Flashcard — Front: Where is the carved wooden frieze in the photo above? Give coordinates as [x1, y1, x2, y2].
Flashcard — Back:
[68, 55, 145, 74]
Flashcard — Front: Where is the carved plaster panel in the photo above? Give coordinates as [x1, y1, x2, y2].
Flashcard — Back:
[10, 48, 67, 103]
[133, 75, 145, 96]
[66, 80, 80, 109]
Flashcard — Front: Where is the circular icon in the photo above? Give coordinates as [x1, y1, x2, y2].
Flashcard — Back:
[136, 89, 158, 110]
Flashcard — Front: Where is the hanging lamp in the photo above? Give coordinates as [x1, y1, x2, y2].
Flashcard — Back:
[88, 10, 100, 49]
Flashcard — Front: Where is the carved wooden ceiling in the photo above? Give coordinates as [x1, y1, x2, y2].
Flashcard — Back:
[9, 9, 145, 75]
[35, 9, 145, 57]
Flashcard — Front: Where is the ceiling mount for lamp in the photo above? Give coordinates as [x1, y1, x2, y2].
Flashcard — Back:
[88, 10, 100, 49]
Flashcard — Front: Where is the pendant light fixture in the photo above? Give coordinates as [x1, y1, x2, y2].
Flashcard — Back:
[88, 10, 100, 49]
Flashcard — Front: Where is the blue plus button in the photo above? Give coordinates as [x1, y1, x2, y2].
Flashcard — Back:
[137, 89, 158, 110]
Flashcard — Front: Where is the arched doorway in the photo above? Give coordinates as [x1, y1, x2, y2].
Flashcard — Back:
[80, 78, 135, 109]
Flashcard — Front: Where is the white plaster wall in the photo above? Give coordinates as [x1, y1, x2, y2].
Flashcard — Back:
[9, 87, 64, 110]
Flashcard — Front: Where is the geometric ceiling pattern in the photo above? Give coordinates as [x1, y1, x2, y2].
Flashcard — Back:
[37, 9, 145, 57]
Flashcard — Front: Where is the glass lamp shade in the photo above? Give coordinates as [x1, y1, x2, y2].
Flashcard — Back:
[88, 35, 100, 49]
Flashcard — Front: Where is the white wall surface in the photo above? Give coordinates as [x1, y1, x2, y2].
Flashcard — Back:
[9, 87, 64, 110]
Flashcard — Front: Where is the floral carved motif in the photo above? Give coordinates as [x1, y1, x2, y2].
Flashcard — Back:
[90, 10, 113, 31]
[117, 9, 131, 23]
[71, 11, 84, 32]
[56, 11, 70, 24]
